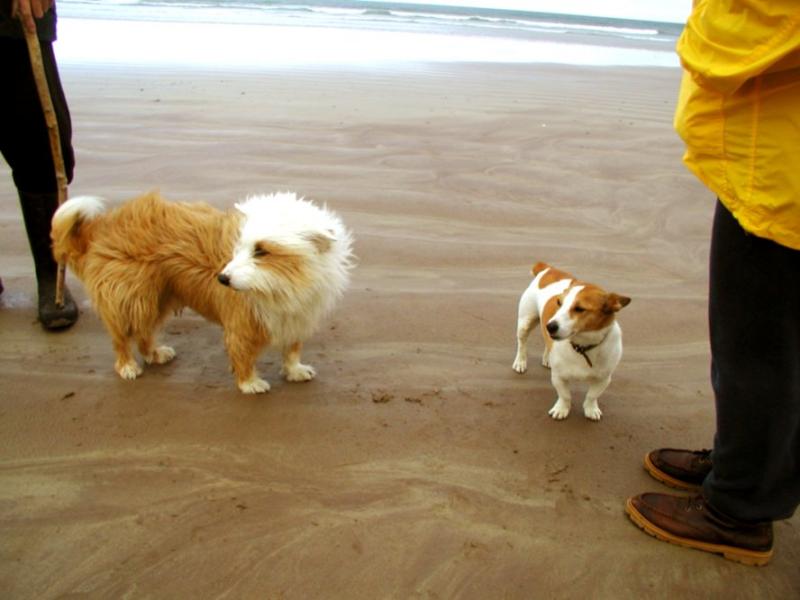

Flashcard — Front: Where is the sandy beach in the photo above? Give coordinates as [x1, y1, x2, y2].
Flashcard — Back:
[1, 57, 798, 596]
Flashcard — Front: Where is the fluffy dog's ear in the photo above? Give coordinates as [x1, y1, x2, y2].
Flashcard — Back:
[304, 230, 336, 254]
[604, 293, 631, 313]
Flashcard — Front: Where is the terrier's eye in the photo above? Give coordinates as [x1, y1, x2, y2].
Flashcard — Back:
[556, 298, 562, 307]
[254, 246, 270, 258]
[574, 306, 586, 313]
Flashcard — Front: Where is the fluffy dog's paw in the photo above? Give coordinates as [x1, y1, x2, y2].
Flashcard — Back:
[583, 401, 603, 421]
[548, 399, 571, 420]
[512, 357, 527, 373]
[541, 356, 551, 369]
[283, 363, 316, 383]
[116, 361, 143, 380]
[239, 376, 271, 394]
[146, 345, 176, 365]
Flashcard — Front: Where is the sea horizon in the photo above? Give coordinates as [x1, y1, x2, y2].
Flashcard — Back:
[55, 0, 684, 69]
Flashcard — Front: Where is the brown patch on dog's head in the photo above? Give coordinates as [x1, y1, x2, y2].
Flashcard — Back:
[569, 286, 630, 333]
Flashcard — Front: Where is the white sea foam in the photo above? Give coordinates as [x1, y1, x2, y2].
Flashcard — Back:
[54, 1, 682, 68]
[55, 16, 679, 68]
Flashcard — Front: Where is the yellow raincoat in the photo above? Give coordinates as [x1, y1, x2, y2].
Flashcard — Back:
[674, 0, 800, 250]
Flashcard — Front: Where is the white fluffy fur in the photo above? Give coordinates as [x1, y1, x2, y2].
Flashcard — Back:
[221, 192, 354, 345]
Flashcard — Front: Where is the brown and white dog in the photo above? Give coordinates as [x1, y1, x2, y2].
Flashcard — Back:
[513, 262, 630, 420]
[51, 191, 354, 393]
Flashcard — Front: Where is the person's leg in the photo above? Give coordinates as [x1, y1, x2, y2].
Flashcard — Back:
[0, 38, 75, 191]
[626, 200, 799, 565]
[0, 37, 77, 329]
[704, 200, 800, 521]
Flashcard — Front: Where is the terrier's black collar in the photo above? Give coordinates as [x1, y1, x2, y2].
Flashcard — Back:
[571, 342, 598, 367]
[570, 331, 610, 368]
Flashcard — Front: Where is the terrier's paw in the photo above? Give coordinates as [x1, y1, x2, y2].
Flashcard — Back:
[283, 363, 316, 383]
[239, 376, 271, 394]
[146, 345, 176, 365]
[583, 401, 603, 421]
[541, 355, 551, 369]
[116, 361, 143, 380]
[512, 357, 527, 373]
[548, 399, 571, 420]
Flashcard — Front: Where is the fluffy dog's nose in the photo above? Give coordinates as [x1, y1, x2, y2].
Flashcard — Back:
[217, 273, 231, 286]
[546, 321, 559, 337]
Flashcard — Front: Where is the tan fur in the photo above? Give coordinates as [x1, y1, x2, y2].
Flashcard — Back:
[540, 295, 559, 354]
[567, 284, 620, 333]
[51, 191, 307, 389]
[533, 261, 575, 288]
[531, 264, 628, 343]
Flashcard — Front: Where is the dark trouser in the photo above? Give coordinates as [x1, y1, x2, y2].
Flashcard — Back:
[1, 36, 79, 328]
[0, 36, 74, 192]
[703, 200, 800, 522]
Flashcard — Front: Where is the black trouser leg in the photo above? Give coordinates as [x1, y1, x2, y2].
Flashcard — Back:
[0, 37, 75, 192]
[1, 38, 77, 328]
[703, 201, 800, 521]
[18, 190, 78, 329]
[18, 191, 59, 283]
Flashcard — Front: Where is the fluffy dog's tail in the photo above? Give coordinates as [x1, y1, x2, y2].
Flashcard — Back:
[51, 195, 106, 266]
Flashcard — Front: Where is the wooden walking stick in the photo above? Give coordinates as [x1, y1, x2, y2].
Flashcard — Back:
[21, 22, 69, 307]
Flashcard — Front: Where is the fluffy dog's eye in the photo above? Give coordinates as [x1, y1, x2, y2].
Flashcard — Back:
[556, 298, 562, 307]
[254, 246, 270, 258]
[574, 306, 586, 313]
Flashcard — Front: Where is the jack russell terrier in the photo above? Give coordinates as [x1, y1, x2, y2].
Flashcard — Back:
[513, 262, 630, 421]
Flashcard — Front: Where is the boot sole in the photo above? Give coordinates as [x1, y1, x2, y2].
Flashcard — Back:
[41, 315, 78, 331]
[643, 452, 702, 491]
[625, 497, 773, 566]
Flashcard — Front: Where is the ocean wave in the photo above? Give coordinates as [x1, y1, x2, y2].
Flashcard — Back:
[58, 1, 681, 46]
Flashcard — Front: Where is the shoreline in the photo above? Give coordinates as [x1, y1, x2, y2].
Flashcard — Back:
[54, 16, 681, 69]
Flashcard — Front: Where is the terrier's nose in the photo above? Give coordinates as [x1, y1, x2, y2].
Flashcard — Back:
[217, 273, 231, 286]
[546, 321, 559, 336]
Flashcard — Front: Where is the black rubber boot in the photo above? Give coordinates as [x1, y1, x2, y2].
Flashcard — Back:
[18, 191, 78, 330]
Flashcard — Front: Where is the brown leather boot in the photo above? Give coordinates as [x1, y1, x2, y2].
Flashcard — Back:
[19, 191, 78, 330]
[644, 448, 712, 490]
[626, 493, 773, 566]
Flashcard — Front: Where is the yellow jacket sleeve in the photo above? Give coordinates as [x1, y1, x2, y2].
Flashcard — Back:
[678, 0, 800, 95]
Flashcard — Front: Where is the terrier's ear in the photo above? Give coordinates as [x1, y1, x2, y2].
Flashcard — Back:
[304, 230, 336, 254]
[604, 293, 631, 313]
[532, 261, 550, 276]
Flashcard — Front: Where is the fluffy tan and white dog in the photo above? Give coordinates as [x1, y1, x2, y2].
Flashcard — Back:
[51, 191, 354, 393]
[513, 262, 630, 421]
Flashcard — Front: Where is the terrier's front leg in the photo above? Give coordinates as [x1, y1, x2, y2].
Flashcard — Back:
[281, 341, 316, 382]
[548, 373, 572, 420]
[583, 376, 611, 421]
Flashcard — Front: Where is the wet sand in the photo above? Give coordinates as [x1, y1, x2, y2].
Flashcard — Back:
[1, 62, 798, 597]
